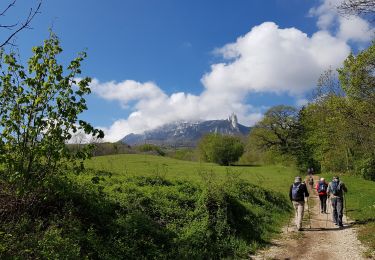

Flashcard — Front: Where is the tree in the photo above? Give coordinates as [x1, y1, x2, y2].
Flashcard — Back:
[337, 0, 375, 16]
[0, 1, 42, 48]
[0, 32, 103, 189]
[198, 134, 244, 166]
[249, 105, 300, 155]
[300, 44, 375, 175]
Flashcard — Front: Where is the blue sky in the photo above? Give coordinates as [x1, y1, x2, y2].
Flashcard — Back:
[6, 0, 374, 141]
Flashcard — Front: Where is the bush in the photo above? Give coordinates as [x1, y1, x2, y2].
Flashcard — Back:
[198, 134, 244, 166]
[137, 144, 166, 156]
[0, 172, 291, 259]
[359, 156, 375, 181]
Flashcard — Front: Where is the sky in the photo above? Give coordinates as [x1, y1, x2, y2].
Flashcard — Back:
[5, 0, 374, 142]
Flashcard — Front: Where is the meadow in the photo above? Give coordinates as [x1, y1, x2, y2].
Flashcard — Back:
[82, 154, 298, 195]
[71, 154, 298, 258]
[81, 154, 375, 257]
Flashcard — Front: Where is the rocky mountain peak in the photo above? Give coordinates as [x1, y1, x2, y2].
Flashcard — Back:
[121, 115, 250, 147]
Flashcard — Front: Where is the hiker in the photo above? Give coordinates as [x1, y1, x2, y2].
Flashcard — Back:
[289, 176, 309, 231]
[316, 177, 328, 213]
[308, 175, 314, 190]
[327, 176, 348, 227]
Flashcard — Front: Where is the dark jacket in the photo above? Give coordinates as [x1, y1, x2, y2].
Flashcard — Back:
[289, 182, 309, 202]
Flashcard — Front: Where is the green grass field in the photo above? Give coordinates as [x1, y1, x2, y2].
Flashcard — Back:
[80, 154, 374, 257]
[72, 154, 300, 258]
[83, 154, 298, 196]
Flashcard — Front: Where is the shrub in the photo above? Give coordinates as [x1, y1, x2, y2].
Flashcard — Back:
[198, 134, 244, 166]
[137, 144, 166, 156]
[359, 156, 375, 181]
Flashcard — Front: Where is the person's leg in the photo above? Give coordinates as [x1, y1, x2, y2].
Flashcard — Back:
[322, 194, 327, 213]
[319, 195, 324, 212]
[293, 201, 299, 227]
[337, 197, 344, 226]
[297, 201, 305, 230]
[332, 197, 338, 224]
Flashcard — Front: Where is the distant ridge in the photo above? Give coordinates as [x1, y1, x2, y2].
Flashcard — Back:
[121, 114, 251, 147]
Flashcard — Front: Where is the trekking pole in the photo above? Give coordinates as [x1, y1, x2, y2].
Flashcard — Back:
[325, 196, 330, 228]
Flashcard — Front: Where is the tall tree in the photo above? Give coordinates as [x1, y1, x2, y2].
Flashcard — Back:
[0, 32, 103, 189]
[249, 105, 300, 155]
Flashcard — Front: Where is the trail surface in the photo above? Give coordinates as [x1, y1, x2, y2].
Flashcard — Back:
[251, 175, 367, 260]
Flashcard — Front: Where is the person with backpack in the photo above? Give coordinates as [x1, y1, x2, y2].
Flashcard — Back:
[316, 177, 328, 213]
[308, 175, 314, 191]
[327, 176, 348, 227]
[289, 176, 309, 231]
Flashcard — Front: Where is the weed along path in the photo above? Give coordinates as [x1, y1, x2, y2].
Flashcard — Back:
[251, 175, 366, 260]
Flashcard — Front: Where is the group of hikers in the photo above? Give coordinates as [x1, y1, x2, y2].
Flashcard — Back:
[289, 168, 348, 231]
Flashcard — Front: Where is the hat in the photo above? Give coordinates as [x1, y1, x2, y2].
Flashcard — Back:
[320, 178, 325, 181]
[295, 176, 302, 183]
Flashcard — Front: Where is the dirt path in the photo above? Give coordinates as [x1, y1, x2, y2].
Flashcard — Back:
[251, 175, 367, 260]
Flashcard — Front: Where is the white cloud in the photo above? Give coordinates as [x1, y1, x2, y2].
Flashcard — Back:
[90, 0, 373, 142]
[309, 0, 374, 42]
[92, 79, 261, 142]
[90, 79, 166, 109]
[202, 22, 350, 96]
[338, 16, 374, 42]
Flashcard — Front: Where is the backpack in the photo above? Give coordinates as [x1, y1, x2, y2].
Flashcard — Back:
[292, 183, 302, 200]
[308, 177, 314, 185]
[331, 181, 341, 196]
[318, 181, 326, 193]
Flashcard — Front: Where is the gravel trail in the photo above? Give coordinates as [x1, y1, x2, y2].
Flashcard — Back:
[251, 175, 368, 260]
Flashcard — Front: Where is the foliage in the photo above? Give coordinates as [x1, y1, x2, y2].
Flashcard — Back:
[198, 133, 244, 166]
[0, 32, 103, 189]
[166, 147, 198, 161]
[299, 43, 375, 176]
[359, 156, 375, 181]
[249, 105, 300, 155]
[137, 143, 166, 156]
[0, 164, 292, 259]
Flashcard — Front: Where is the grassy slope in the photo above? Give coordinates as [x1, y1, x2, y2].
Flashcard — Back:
[80, 154, 297, 256]
[321, 173, 375, 256]
[84, 155, 375, 255]
[83, 154, 298, 196]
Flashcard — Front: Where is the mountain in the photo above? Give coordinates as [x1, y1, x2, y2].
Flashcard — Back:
[121, 114, 251, 147]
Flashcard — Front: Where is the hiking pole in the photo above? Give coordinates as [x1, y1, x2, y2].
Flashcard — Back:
[325, 196, 330, 228]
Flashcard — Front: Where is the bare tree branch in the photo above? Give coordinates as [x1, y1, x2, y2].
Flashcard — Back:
[0, 1, 42, 48]
[337, 0, 375, 16]
[0, 0, 16, 16]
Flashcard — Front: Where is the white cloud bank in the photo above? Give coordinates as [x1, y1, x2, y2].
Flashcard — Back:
[92, 0, 373, 142]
